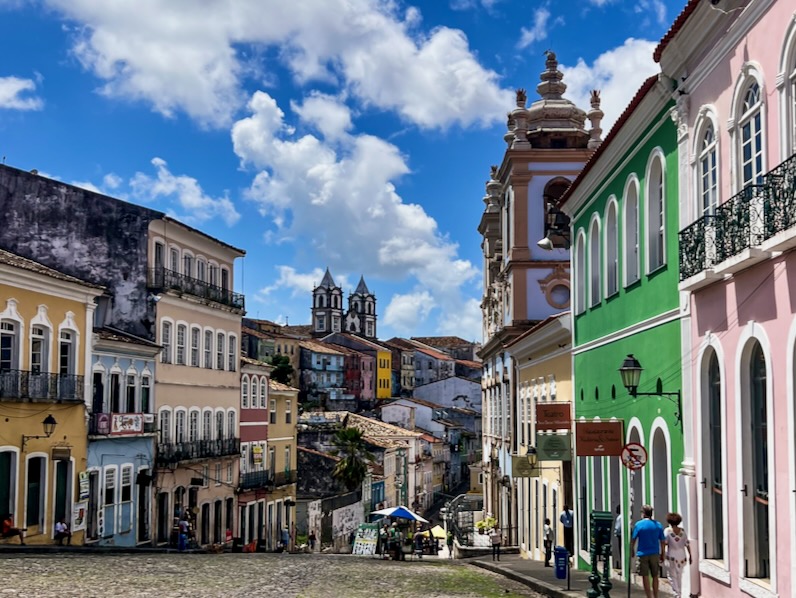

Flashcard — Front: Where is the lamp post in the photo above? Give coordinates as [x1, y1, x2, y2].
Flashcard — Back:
[21, 414, 57, 451]
[618, 354, 682, 428]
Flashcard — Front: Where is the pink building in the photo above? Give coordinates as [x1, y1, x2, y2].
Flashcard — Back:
[660, 1, 796, 596]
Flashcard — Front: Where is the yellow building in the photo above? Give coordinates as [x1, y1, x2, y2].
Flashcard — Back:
[0, 249, 104, 545]
[375, 348, 392, 400]
[507, 312, 572, 562]
[266, 379, 298, 550]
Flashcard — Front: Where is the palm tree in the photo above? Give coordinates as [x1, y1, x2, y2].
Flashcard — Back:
[330, 427, 373, 491]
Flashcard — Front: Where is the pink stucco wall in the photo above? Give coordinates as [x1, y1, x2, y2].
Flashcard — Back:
[683, 3, 796, 596]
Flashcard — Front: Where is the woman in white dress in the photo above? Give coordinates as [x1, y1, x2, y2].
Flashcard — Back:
[663, 512, 692, 597]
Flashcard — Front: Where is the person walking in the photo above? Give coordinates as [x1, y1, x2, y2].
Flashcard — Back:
[560, 504, 574, 556]
[489, 525, 503, 561]
[631, 504, 666, 598]
[446, 530, 454, 559]
[614, 505, 622, 571]
[663, 513, 692, 598]
[177, 516, 189, 552]
[543, 518, 554, 567]
[308, 529, 317, 552]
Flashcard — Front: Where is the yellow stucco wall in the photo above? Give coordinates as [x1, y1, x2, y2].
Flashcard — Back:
[376, 350, 391, 399]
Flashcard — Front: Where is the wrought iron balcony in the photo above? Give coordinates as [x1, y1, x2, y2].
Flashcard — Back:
[156, 437, 240, 466]
[679, 215, 719, 281]
[0, 369, 83, 401]
[762, 152, 796, 242]
[239, 470, 273, 490]
[273, 469, 296, 486]
[148, 266, 245, 310]
[715, 184, 765, 264]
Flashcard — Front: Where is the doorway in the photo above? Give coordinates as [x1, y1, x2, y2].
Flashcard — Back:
[87, 471, 100, 541]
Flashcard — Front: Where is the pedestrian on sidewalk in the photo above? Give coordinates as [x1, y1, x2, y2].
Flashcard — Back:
[663, 512, 691, 598]
[308, 529, 317, 552]
[446, 531, 454, 559]
[560, 504, 574, 556]
[489, 525, 503, 561]
[631, 504, 665, 598]
[614, 505, 622, 571]
[543, 518, 554, 567]
[177, 516, 189, 552]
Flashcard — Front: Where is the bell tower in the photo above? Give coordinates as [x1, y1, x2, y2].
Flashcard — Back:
[311, 268, 343, 337]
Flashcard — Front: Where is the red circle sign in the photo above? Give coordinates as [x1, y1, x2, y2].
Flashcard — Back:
[621, 443, 647, 470]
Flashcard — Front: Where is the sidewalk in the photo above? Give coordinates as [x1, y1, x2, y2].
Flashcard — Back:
[471, 554, 652, 598]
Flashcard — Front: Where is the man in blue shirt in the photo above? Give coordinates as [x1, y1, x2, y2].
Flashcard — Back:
[631, 505, 665, 598]
[559, 505, 574, 555]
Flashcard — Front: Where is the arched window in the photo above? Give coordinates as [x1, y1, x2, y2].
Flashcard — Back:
[702, 349, 724, 560]
[58, 329, 76, 375]
[260, 380, 267, 408]
[250, 378, 258, 409]
[215, 412, 224, 440]
[227, 411, 236, 439]
[743, 341, 770, 578]
[30, 325, 50, 374]
[605, 200, 618, 297]
[624, 179, 640, 285]
[699, 122, 718, 216]
[202, 410, 212, 441]
[161, 321, 172, 364]
[176, 324, 186, 366]
[589, 219, 601, 306]
[242, 377, 249, 409]
[175, 409, 186, 443]
[159, 409, 171, 444]
[738, 81, 764, 188]
[189, 410, 199, 442]
[190, 327, 200, 367]
[646, 154, 665, 271]
[575, 232, 586, 314]
[216, 333, 225, 370]
[0, 320, 20, 371]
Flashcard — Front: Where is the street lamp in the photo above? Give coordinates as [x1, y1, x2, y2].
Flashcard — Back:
[21, 414, 58, 451]
[618, 354, 682, 428]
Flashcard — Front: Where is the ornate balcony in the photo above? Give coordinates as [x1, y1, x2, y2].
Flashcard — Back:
[678, 155, 796, 285]
[147, 266, 245, 310]
[0, 369, 83, 402]
[156, 437, 240, 466]
[239, 470, 273, 491]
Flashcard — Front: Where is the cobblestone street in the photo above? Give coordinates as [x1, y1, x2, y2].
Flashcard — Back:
[3, 553, 547, 598]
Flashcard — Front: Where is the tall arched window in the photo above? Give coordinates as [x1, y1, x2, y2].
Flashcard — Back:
[215, 412, 224, 440]
[739, 81, 764, 188]
[605, 200, 618, 296]
[227, 411, 236, 439]
[589, 219, 601, 306]
[575, 232, 586, 314]
[202, 410, 212, 441]
[647, 155, 665, 271]
[251, 378, 258, 409]
[175, 409, 186, 443]
[241, 377, 249, 409]
[699, 123, 718, 215]
[189, 410, 199, 442]
[623, 179, 640, 285]
[744, 341, 769, 578]
[703, 349, 724, 560]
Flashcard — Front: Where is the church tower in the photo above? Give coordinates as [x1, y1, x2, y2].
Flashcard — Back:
[311, 268, 343, 337]
[345, 276, 377, 339]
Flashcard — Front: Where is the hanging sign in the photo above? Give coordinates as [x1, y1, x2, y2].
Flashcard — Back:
[575, 421, 624, 456]
[535, 402, 572, 431]
[252, 445, 263, 465]
[512, 455, 540, 477]
[536, 433, 572, 461]
[78, 471, 90, 501]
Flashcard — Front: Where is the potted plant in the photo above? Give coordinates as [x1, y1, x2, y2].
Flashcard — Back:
[476, 516, 497, 535]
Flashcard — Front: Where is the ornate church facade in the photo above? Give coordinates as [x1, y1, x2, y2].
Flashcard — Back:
[311, 269, 376, 340]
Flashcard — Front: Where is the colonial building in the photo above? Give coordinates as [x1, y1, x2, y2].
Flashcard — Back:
[237, 356, 272, 547]
[149, 218, 245, 547]
[504, 312, 572, 563]
[264, 379, 298, 551]
[321, 333, 392, 402]
[659, 1, 796, 596]
[298, 340, 346, 405]
[88, 327, 161, 546]
[0, 248, 104, 545]
[478, 52, 597, 539]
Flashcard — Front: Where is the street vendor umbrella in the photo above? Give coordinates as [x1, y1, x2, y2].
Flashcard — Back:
[370, 505, 429, 523]
[422, 525, 446, 539]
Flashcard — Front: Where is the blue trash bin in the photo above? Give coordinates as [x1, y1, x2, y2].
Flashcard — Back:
[554, 545, 569, 580]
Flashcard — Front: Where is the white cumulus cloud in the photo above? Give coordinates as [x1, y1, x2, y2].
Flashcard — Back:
[560, 38, 659, 133]
[130, 158, 240, 226]
[234, 90, 481, 339]
[45, 0, 511, 130]
[0, 76, 43, 110]
[384, 291, 437, 334]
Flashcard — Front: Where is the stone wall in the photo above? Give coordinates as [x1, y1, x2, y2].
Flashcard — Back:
[0, 165, 162, 339]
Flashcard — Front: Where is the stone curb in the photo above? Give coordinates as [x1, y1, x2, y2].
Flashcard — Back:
[471, 559, 573, 598]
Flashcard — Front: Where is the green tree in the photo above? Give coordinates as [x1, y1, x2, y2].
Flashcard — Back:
[330, 427, 373, 491]
[269, 354, 294, 385]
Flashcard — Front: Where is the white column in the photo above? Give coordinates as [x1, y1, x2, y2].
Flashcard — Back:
[83, 299, 97, 410]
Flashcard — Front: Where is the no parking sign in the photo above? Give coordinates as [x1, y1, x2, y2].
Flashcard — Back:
[620, 442, 647, 470]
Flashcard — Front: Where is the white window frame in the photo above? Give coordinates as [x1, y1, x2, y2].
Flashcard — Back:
[242, 376, 249, 409]
[228, 335, 237, 372]
[604, 197, 619, 298]
[738, 81, 764, 188]
[696, 114, 719, 217]
[622, 176, 640, 286]
[190, 326, 200, 367]
[176, 324, 187, 366]
[589, 216, 601, 307]
[645, 149, 666, 273]
[160, 320, 173, 364]
[216, 332, 225, 370]
[729, 64, 766, 194]
[188, 409, 199, 442]
[574, 230, 586, 314]
[260, 380, 267, 408]
[175, 408, 187, 443]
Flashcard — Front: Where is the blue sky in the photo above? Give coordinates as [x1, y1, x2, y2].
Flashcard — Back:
[0, 0, 684, 342]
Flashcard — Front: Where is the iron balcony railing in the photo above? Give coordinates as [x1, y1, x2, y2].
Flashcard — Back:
[156, 437, 240, 466]
[147, 266, 245, 310]
[0, 369, 83, 401]
[239, 470, 273, 491]
[680, 153, 796, 281]
[273, 469, 296, 486]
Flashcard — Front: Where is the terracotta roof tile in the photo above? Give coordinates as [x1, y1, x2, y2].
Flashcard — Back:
[654, 0, 702, 63]
[410, 336, 473, 348]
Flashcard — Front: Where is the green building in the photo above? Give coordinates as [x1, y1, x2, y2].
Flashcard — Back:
[558, 76, 682, 574]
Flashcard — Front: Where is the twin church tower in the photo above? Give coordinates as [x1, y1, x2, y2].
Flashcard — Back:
[311, 268, 377, 340]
